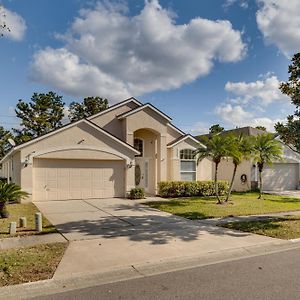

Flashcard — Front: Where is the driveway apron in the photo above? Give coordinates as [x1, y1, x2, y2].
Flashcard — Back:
[34, 198, 277, 279]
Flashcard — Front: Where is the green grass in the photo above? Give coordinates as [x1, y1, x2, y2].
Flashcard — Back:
[145, 192, 300, 220]
[222, 216, 300, 240]
[0, 242, 67, 286]
[0, 203, 57, 238]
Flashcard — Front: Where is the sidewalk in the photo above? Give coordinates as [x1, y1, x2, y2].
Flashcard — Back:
[197, 210, 300, 226]
[1, 239, 300, 300]
[0, 233, 67, 250]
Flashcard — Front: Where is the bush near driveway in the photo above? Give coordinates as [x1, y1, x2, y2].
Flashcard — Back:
[128, 187, 145, 199]
[146, 192, 300, 220]
[0, 242, 67, 286]
[158, 181, 229, 198]
[222, 216, 300, 240]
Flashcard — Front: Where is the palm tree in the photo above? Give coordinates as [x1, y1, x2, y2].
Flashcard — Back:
[0, 182, 29, 218]
[251, 133, 283, 199]
[195, 135, 231, 204]
[225, 134, 252, 202]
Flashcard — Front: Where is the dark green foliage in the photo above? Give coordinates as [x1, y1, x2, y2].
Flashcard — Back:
[209, 124, 224, 135]
[0, 182, 29, 218]
[275, 53, 300, 152]
[195, 134, 232, 204]
[68, 97, 109, 122]
[0, 6, 10, 37]
[128, 188, 145, 199]
[255, 126, 266, 131]
[158, 181, 229, 198]
[0, 126, 13, 160]
[251, 133, 283, 199]
[14, 92, 65, 144]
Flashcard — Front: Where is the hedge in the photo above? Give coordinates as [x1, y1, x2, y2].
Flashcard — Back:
[158, 181, 229, 198]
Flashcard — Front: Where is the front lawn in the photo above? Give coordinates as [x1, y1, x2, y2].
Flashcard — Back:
[222, 216, 300, 240]
[145, 192, 300, 220]
[0, 203, 56, 238]
[0, 242, 67, 286]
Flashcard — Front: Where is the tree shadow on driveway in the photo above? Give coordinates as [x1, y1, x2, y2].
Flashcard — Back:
[54, 203, 251, 244]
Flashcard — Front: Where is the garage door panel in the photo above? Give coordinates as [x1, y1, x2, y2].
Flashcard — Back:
[33, 159, 125, 201]
[263, 163, 299, 191]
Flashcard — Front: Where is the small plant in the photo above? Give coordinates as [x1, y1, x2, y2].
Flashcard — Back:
[128, 188, 145, 199]
[0, 182, 29, 218]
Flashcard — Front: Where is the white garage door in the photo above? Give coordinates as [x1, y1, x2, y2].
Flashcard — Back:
[263, 163, 299, 191]
[33, 159, 125, 201]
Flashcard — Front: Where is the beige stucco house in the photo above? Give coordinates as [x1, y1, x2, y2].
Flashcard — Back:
[1, 97, 212, 201]
[212, 127, 300, 192]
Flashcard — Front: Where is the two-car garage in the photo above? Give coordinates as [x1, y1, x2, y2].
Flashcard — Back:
[33, 159, 125, 201]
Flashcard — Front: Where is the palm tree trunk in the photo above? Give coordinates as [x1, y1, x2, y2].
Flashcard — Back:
[258, 170, 263, 199]
[214, 162, 222, 204]
[225, 163, 237, 202]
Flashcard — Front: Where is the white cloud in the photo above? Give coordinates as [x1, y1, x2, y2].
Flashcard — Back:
[256, 0, 300, 56]
[215, 104, 251, 125]
[215, 103, 282, 132]
[0, 6, 26, 41]
[225, 75, 289, 106]
[215, 74, 291, 132]
[223, 0, 249, 9]
[31, 0, 246, 102]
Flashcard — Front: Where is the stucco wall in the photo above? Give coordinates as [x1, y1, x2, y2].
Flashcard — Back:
[90, 102, 139, 140]
[17, 122, 136, 197]
[217, 159, 252, 191]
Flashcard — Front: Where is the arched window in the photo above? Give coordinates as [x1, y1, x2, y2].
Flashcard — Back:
[180, 149, 196, 181]
[134, 138, 143, 157]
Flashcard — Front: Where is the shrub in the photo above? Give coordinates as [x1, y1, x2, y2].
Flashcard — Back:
[158, 181, 229, 198]
[0, 182, 29, 218]
[128, 187, 145, 199]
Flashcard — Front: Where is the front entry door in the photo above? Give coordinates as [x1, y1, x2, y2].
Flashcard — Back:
[135, 158, 149, 193]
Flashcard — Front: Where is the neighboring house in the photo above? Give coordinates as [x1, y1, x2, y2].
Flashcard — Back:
[200, 127, 300, 192]
[0, 97, 212, 201]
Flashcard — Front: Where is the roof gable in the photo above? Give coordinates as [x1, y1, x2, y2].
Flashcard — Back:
[117, 103, 172, 122]
[88, 97, 142, 121]
[167, 134, 205, 148]
[1, 119, 139, 163]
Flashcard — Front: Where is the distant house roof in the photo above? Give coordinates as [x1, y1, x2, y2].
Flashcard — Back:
[195, 126, 268, 142]
[219, 126, 267, 137]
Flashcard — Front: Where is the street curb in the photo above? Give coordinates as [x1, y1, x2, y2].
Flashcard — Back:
[1, 239, 300, 299]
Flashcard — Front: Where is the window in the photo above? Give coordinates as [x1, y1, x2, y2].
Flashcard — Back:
[134, 138, 143, 157]
[180, 149, 196, 181]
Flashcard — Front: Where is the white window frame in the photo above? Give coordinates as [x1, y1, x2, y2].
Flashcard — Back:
[180, 149, 196, 181]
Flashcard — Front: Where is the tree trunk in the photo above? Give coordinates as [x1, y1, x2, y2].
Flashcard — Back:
[225, 163, 237, 202]
[214, 162, 222, 204]
[258, 169, 263, 199]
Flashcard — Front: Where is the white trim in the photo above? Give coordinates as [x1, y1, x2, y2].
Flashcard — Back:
[0, 119, 139, 164]
[118, 103, 172, 122]
[167, 135, 205, 148]
[167, 123, 185, 135]
[88, 97, 142, 121]
[31, 147, 131, 163]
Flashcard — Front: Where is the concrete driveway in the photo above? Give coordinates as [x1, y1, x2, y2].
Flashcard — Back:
[34, 198, 182, 241]
[35, 198, 278, 279]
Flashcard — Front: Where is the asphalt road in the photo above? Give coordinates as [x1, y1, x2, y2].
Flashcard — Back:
[35, 248, 300, 300]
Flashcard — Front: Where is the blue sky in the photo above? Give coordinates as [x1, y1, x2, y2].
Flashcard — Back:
[0, 0, 298, 133]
